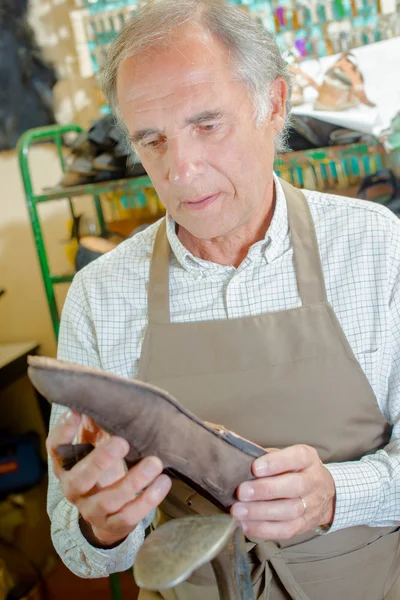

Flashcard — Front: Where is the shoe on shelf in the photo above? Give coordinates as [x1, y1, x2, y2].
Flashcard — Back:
[58, 115, 147, 188]
[92, 153, 124, 172]
[358, 169, 398, 204]
[58, 171, 94, 188]
[289, 64, 319, 107]
[68, 156, 96, 176]
[314, 53, 375, 111]
[87, 114, 116, 150]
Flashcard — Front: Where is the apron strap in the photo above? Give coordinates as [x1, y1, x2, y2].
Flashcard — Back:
[148, 219, 171, 325]
[279, 178, 328, 305]
[249, 540, 313, 600]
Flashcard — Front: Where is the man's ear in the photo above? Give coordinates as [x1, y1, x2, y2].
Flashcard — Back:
[269, 77, 289, 134]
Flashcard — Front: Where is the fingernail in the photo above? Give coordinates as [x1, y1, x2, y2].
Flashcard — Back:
[232, 505, 248, 518]
[254, 462, 268, 477]
[60, 409, 74, 424]
[153, 475, 171, 496]
[240, 484, 255, 501]
[106, 438, 128, 458]
[140, 457, 161, 478]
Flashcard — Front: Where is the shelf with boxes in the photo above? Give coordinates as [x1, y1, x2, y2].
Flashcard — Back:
[69, 0, 400, 80]
[235, 0, 400, 59]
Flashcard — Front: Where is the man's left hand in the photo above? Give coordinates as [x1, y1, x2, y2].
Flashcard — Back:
[231, 445, 336, 540]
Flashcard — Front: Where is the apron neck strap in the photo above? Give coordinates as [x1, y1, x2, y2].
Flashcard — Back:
[148, 218, 171, 325]
[279, 178, 327, 305]
[148, 180, 328, 324]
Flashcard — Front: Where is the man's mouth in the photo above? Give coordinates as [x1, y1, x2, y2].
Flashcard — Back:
[183, 193, 221, 211]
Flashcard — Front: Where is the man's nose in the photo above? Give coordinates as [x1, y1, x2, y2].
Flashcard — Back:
[167, 140, 205, 187]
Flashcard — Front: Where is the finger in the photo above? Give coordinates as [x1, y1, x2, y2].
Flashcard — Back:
[241, 518, 304, 541]
[47, 410, 82, 457]
[46, 410, 82, 477]
[231, 498, 305, 522]
[63, 437, 130, 503]
[237, 472, 308, 502]
[105, 474, 172, 533]
[77, 457, 164, 522]
[79, 415, 110, 446]
[253, 445, 317, 478]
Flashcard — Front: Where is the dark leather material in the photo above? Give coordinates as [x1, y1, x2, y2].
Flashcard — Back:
[57, 443, 95, 471]
[27, 356, 266, 509]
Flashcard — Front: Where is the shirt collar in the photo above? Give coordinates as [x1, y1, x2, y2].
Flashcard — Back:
[166, 173, 289, 277]
[263, 174, 289, 263]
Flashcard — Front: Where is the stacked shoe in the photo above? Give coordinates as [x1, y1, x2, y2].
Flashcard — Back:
[289, 52, 375, 112]
[358, 169, 400, 218]
[60, 114, 147, 188]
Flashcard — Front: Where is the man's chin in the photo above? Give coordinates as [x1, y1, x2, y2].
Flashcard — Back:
[177, 220, 229, 242]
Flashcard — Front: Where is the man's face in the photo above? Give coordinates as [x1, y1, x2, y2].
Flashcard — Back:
[117, 24, 287, 240]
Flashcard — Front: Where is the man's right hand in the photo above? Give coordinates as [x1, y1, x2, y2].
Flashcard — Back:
[46, 409, 172, 548]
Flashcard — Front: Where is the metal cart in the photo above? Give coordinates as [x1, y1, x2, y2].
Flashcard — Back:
[18, 124, 154, 340]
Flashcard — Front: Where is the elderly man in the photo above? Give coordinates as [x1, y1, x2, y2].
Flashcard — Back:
[46, 1, 400, 598]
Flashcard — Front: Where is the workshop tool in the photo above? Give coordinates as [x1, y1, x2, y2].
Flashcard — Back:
[134, 515, 253, 600]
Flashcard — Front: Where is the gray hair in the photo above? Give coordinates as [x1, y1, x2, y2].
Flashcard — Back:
[102, 0, 292, 154]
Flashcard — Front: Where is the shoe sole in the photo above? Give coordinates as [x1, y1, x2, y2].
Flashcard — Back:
[28, 356, 266, 510]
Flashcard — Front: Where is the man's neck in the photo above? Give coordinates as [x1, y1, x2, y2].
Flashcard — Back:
[177, 184, 276, 268]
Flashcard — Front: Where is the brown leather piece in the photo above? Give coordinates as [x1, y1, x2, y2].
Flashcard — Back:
[27, 356, 266, 510]
[56, 443, 95, 471]
[315, 53, 375, 111]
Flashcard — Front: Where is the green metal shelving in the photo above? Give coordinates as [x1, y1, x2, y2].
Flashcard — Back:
[80, 0, 400, 75]
[18, 124, 152, 340]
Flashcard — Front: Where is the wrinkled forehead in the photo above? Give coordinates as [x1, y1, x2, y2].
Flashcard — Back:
[116, 23, 238, 110]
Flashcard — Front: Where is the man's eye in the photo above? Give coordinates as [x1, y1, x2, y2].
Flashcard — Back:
[200, 124, 219, 133]
[144, 139, 162, 149]
[143, 139, 165, 150]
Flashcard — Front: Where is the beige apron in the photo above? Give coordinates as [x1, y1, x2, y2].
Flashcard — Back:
[137, 179, 400, 600]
